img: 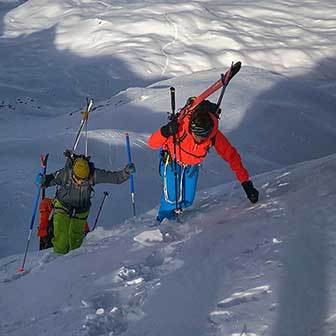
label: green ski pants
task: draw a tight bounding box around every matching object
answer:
[52,200,89,255]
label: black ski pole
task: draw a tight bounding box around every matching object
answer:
[215,62,234,115]
[41,154,49,200]
[170,87,181,215]
[91,191,109,231]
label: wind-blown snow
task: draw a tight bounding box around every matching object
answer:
[0,0,335,335]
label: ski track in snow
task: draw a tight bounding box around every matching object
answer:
[161,14,178,78]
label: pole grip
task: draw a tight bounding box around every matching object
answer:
[170,87,176,116]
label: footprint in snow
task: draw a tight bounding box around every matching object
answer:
[133,225,184,246]
[209,286,271,325]
[80,291,127,336]
[217,285,271,309]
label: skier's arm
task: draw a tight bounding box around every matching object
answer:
[93,166,132,185]
[147,128,168,149]
[214,131,249,183]
[42,169,65,188]
[147,119,179,149]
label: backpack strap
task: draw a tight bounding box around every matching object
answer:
[174,131,188,145]
[210,135,216,147]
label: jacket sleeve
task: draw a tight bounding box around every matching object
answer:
[214,131,249,183]
[93,168,130,185]
[147,128,168,149]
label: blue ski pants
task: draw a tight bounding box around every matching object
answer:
[157,154,200,222]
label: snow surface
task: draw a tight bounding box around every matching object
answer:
[0,0,336,335]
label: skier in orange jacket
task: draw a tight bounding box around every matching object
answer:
[147,100,259,223]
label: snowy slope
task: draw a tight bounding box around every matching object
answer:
[1,152,336,336]
[0,0,336,335]
[1,65,336,258]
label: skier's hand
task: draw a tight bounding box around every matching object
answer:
[160,119,179,138]
[63,149,74,158]
[242,180,259,203]
[124,163,136,176]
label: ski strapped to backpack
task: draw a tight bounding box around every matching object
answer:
[72,97,94,154]
[177,61,241,122]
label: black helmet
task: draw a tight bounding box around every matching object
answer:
[189,109,214,137]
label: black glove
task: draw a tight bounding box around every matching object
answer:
[36,174,53,188]
[160,119,179,138]
[124,163,136,175]
[63,149,74,158]
[242,180,259,203]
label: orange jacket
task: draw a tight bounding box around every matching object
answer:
[147,113,249,183]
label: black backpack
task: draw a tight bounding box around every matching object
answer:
[192,99,221,119]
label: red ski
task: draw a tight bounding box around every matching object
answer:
[178,61,241,120]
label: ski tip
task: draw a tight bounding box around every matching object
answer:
[234,61,242,69]
[230,61,242,78]
[16,268,25,273]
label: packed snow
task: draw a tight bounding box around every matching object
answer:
[0,0,336,335]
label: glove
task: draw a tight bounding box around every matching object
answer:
[63,149,74,158]
[160,119,179,138]
[124,163,136,175]
[40,174,54,188]
[36,174,49,187]
[242,180,259,203]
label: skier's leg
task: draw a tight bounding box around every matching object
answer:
[157,158,181,222]
[52,201,71,254]
[69,210,89,251]
[181,164,200,208]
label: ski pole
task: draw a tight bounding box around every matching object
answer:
[18,154,48,273]
[72,97,94,153]
[41,154,49,200]
[170,87,181,215]
[239,324,248,336]
[215,66,232,115]
[85,116,89,157]
[91,191,109,231]
[125,133,136,217]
